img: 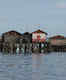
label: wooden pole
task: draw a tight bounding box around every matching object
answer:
[39,42,41,53]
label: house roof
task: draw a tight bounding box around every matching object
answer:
[49,35,65,39]
[2,30,22,36]
[23,32,32,35]
[32,29,48,35]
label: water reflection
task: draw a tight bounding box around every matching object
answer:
[0,53,32,80]
[0,52,66,80]
[32,52,66,80]
[32,54,42,80]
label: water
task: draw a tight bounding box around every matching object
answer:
[0,52,66,80]
[0,53,32,80]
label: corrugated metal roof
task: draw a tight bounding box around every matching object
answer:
[32,29,47,35]
[49,35,65,39]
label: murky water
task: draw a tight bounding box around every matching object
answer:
[0,53,32,80]
[0,52,66,80]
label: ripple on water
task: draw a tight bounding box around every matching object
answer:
[0,52,66,80]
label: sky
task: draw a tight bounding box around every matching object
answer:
[0,0,66,37]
